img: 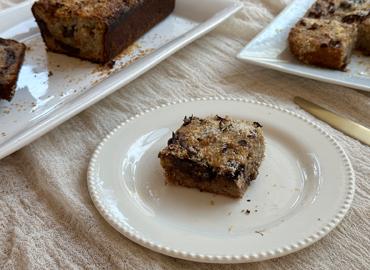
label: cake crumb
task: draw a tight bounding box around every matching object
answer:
[255,230,264,236]
[106,60,116,69]
[245,209,251,215]
[210,200,215,206]
[247,199,251,202]
[48,71,53,77]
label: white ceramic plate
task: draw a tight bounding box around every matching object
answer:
[0,0,241,160]
[237,0,370,92]
[88,97,355,263]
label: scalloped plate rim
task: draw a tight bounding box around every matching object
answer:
[87,97,355,263]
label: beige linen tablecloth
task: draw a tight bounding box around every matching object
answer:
[1,0,369,269]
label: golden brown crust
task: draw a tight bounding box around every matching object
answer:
[33,0,143,21]
[0,38,26,101]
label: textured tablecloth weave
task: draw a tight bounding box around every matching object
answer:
[1,0,369,269]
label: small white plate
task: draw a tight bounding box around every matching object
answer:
[0,0,241,159]
[88,97,355,263]
[237,0,370,92]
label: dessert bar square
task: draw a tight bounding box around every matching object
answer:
[158,116,265,198]
[289,18,357,70]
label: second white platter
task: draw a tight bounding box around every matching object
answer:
[237,0,370,92]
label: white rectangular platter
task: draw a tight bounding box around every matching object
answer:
[0,0,241,160]
[237,0,370,92]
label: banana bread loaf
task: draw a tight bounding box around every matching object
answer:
[32,0,175,63]
[158,116,265,198]
[0,38,26,101]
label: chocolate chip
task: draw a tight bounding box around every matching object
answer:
[247,132,256,139]
[216,115,226,121]
[329,39,341,48]
[299,19,307,26]
[340,1,352,9]
[227,160,239,169]
[183,115,194,126]
[106,60,115,69]
[307,3,323,18]
[342,14,359,23]
[320,43,329,48]
[205,164,217,179]
[235,165,245,177]
[342,11,369,24]
[253,122,262,128]
[226,160,245,178]
[167,132,177,145]
[328,2,336,13]
[307,23,319,30]
[62,25,76,38]
[238,139,248,146]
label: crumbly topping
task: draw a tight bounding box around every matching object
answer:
[159,116,264,178]
[289,0,370,69]
[34,0,144,19]
[292,18,356,53]
[306,0,370,20]
[306,0,341,18]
